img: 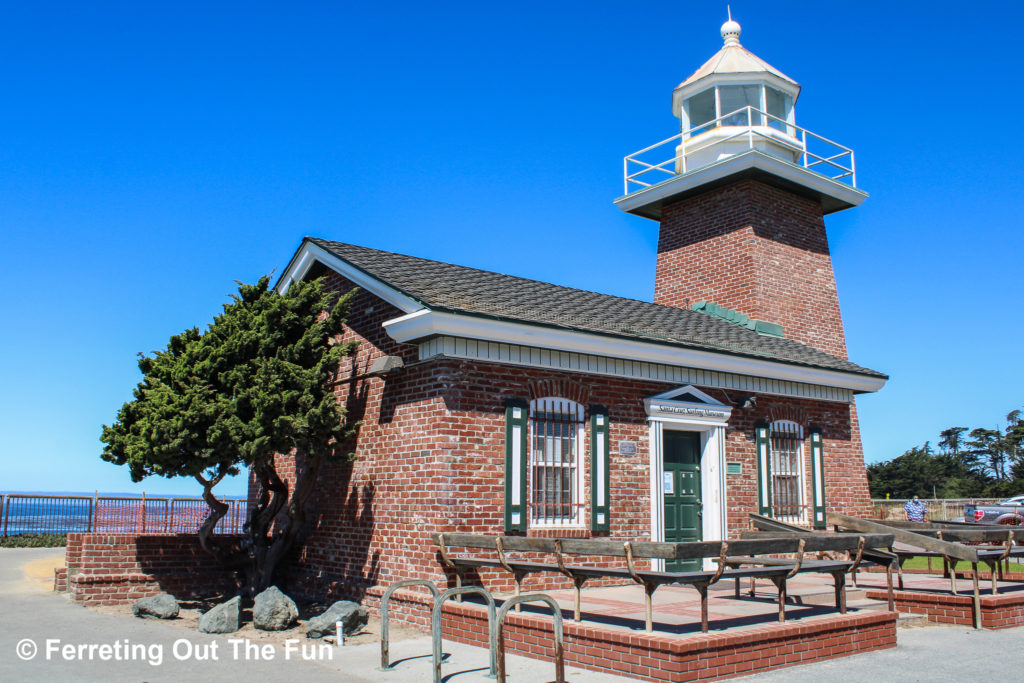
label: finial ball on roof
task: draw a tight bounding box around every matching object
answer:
[721,18,741,46]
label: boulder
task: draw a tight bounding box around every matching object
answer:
[132,593,179,620]
[305,600,368,639]
[198,596,241,634]
[253,586,298,631]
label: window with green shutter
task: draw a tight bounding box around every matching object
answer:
[754,422,772,516]
[504,398,529,531]
[809,428,826,528]
[590,406,610,531]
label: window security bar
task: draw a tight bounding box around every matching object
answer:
[529,399,584,527]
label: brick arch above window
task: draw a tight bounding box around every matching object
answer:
[528,378,590,406]
[768,404,807,426]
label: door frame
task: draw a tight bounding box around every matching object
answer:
[645,385,732,571]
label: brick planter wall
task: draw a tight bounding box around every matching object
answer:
[366,586,896,682]
[865,587,1024,629]
[62,533,238,605]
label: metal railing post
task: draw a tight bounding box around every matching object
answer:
[432,586,497,682]
[495,593,565,683]
[1,494,6,538]
[378,580,440,671]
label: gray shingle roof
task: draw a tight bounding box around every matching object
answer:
[309,238,886,380]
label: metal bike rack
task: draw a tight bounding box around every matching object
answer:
[432,586,497,682]
[378,579,440,671]
[494,593,565,683]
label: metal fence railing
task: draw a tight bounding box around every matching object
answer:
[0,493,247,537]
[623,105,856,194]
[871,498,1002,522]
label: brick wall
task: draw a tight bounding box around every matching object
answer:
[655,180,849,359]
[62,533,237,605]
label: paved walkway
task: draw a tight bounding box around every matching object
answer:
[2,549,1021,681]
[0,548,626,682]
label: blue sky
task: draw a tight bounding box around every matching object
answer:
[1,1,1021,496]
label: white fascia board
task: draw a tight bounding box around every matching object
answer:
[276,241,423,314]
[384,309,887,393]
[614,150,868,214]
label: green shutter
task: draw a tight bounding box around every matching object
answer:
[590,406,610,532]
[809,428,826,528]
[755,422,772,516]
[504,398,529,532]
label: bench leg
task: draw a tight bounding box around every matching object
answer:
[573,576,586,622]
[989,561,998,595]
[885,563,895,612]
[455,572,462,602]
[514,571,524,612]
[734,576,740,599]
[771,577,786,622]
[972,563,981,629]
[748,577,756,598]
[833,571,846,614]
[644,582,656,633]
[696,582,709,633]
[897,558,905,590]
[948,559,958,596]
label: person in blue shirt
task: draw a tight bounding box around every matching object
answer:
[904,495,927,522]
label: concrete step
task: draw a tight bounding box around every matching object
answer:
[896,612,932,628]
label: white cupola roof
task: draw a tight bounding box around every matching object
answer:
[672,16,800,114]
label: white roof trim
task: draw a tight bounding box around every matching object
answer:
[277,241,423,314]
[650,385,726,406]
[384,309,886,394]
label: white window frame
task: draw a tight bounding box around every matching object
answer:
[528,397,585,528]
[769,420,807,524]
[682,83,796,137]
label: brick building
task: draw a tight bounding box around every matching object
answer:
[270,19,886,599]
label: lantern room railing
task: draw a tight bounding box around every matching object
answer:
[623,105,856,194]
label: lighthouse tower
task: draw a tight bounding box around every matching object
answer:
[616,17,865,360]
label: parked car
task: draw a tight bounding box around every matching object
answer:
[962,496,1024,525]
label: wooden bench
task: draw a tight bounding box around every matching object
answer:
[830,512,1024,628]
[433,532,893,633]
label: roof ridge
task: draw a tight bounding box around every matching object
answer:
[309,236,704,315]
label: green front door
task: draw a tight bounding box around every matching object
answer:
[663,431,702,571]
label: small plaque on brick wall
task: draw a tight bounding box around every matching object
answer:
[619,440,637,456]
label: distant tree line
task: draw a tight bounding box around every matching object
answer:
[867,408,1024,499]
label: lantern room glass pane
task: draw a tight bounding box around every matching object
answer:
[720,85,762,126]
[684,89,716,135]
[766,87,793,133]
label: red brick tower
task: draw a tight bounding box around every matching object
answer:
[615,17,866,359]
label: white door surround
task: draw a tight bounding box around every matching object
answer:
[645,385,733,570]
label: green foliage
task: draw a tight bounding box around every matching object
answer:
[100,276,358,484]
[0,534,66,548]
[99,276,359,592]
[869,404,1024,499]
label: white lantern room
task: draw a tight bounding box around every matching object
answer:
[671,17,801,171]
